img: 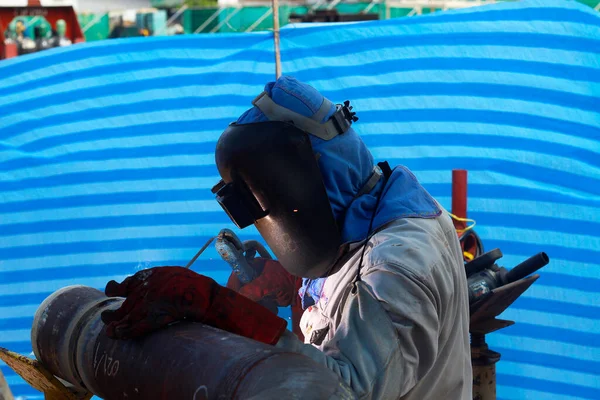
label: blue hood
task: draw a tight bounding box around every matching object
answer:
[236,76,441,246]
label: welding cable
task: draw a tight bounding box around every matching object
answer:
[449,213,476,234]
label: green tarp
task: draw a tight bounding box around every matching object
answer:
[78,13,111,41]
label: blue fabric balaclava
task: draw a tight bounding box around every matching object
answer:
[236,76,441,307]
[237,76,377,241]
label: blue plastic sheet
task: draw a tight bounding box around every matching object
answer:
[1,0,599,398]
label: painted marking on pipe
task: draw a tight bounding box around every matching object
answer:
[93,343,120,378]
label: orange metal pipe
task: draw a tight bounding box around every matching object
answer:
[452,169,468,232]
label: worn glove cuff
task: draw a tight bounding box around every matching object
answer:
[202,286,288,345]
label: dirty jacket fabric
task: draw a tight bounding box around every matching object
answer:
[274,203,472,400]
[236,76,472,399]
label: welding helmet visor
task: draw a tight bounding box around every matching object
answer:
[212,121,344,278]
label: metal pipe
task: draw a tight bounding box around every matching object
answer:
[32,285,355,400]
[165,5,189,29]
[505,252,549,284]
[272,0,282,79]
[471,333,500,400]
[153,4,189,36]
[210,7,242,33]
[310,0,326,11]
[327,0,343,10]
[194,9,224,34]
[362,0,380,14]
[245,8,273,33]
[451,169,468,231]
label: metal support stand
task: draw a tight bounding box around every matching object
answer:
[452,169,547,400]
[471,333,500,400]
[467,274,540,400]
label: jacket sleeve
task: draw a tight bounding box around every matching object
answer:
[274,263,441,400]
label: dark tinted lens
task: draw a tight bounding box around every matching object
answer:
[215,182,268,229]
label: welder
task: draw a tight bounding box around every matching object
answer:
[101,76,472,399]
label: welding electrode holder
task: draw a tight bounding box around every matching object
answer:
[214,228,280,315]
[215,228,272,285]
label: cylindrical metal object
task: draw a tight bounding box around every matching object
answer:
[32,285,356,400]
[467,269,502,304]
[505,252,549,284]
[472,363,497,400]
[451,169,468,231]
[272,0,282,79]
[464,248,503,278]
[471,334,500,400]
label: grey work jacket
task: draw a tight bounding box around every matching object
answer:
[275,206,472,400]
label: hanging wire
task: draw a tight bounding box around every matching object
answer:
[449,212,476,234]
[449,213,479,262]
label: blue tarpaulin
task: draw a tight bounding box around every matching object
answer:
[1,0,599,398]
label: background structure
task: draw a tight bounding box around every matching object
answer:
[0,0,599,398]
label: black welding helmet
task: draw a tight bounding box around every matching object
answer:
[212,119,349,278]
[213,84,355,278]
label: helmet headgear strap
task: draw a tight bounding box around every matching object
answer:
[252,91,358,141]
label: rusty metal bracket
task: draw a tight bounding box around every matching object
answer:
[470,274,540,331]
[468,275,542,400]
[0,347,92,400]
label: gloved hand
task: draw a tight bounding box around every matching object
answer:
[101,266,287,345]
[226,258,300,307]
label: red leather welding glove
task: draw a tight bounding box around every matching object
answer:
[226,258,300,307]
[100,266,287,345]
